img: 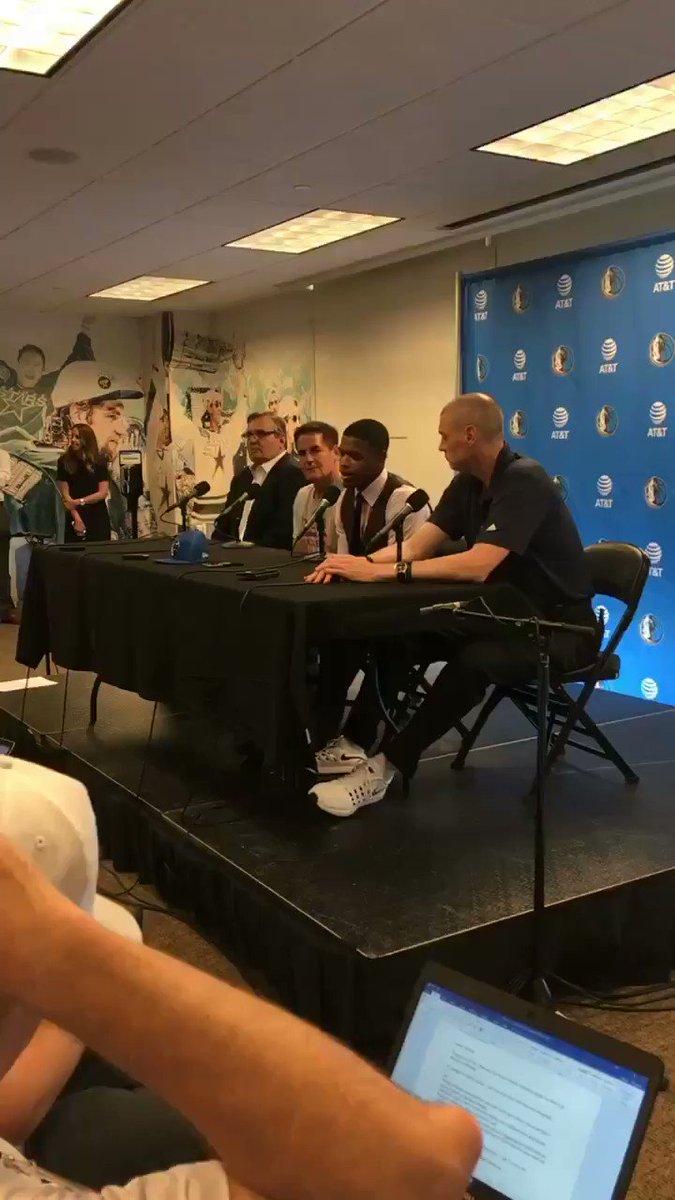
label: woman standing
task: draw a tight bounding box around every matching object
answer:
[56,423,111,543]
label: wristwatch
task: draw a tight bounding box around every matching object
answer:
[395,560,412,584]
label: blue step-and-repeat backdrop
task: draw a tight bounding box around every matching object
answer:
[461,232,675,706]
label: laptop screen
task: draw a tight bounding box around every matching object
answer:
[391,981,650,1200]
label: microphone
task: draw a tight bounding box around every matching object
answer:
[162,480,210,516]
[364,488,429,553]
[292,485,341,547]
[420,600,475,615]
[216,482,262,521]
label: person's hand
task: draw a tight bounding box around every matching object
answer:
[63,499,79,512]
[72,512,86,538]
[305,561,334,585]
[309,554,385,583]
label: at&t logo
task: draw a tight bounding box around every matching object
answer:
[641,677,659,701]
[595,604,611,642]
[556,274,573,309]
[645,476,667,509]
[551,407,569,440]
[645,541,663,578]
[476,354,490,383]
[596,405,618,436]
[474,288,488,322]
[512,349,527,381]
[599,337,618,374]
[639,613,664,646]
[654,253,675,293]
[648,401,668,438]
[509,411,528,438]
[596,474,613,509]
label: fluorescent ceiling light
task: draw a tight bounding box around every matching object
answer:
[226,209,401,253]
[477,73,675,165]
[0,1,128,76]
[89,276,209,301]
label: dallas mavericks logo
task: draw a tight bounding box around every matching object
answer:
[509,411,528,437]
[645,476,667,508]
[596,405,618,436]
[641,678,659,701]
[553,474,568,499]
[601,265,625,298]
[654,254,675,292]
[639,614,664,646]
[557,274,573,297]
[476,354,490,383]
[596,475,613,508]
[474,289,488,321]
[552,345,574,375]
[649,332,675,366]
[512,284,530,313]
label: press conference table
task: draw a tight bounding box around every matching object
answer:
[16,538,524,769]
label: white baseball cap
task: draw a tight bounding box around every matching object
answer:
[51,361,143,412]
[0,757,140,940]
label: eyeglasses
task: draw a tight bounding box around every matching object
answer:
[244,429,279,441]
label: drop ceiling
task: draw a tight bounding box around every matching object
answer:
[2,0,675,314]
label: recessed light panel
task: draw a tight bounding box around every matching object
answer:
[477,73,675,165]
[226,209,401,253]
[89,277,209,301]
[0,1,127,76]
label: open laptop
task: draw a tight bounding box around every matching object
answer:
[389,964,664,1200]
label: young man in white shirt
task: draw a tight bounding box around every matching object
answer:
[292,422,341,557]
[332,420,428,555]
[0,759,481,1200]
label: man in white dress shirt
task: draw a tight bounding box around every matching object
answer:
[212,412,303,550]
[332,420,428,555]
[292,422,341,556]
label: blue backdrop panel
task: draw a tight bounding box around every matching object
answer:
[462,233,675,705]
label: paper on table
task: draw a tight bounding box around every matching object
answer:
[0,677,57,692]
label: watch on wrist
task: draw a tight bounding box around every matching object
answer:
[395,560,412,583]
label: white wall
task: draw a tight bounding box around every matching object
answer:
[210,185,675,504]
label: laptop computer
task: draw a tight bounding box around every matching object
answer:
[389,964,664,1200]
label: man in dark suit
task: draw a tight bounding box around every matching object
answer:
[212,410,304,549]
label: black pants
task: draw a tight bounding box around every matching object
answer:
[0,501,12,617]
[381,616,601,779]
[25,1053,208,1189]
[315,638,419,752]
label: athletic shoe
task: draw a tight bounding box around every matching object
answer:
[314,735,367,776]
[311,754,395,817]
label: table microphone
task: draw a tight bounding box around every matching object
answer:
[215,482,262,520]
[364,488,429,554]
[162,480,210,516]
[292,484,341,548]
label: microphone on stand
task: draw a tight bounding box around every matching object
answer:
[292,485,341,550]
[215,482,262,522]
[364,489,429,554]
[161,480,210,517]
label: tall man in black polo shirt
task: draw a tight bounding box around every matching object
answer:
[310,393,600,818]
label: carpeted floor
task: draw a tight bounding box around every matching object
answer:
[1,626,673,1198]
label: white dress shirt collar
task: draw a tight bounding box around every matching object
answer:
[251,449,286,484]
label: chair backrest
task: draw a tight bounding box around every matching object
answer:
[585,541,649,660]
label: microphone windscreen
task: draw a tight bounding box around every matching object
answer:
[194,480,211,498]
[407,488,429,513]
[323,484,341,507]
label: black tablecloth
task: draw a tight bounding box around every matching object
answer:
[17,540,529,766]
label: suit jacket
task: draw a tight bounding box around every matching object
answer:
[212,453,305,549]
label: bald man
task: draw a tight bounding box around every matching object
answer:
[309,394,599,818]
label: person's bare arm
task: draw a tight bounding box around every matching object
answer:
[371,520,447,563]
[0,1021,82,1145]
[0,837,481,1200]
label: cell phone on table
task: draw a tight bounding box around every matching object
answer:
[237,568,280,581]
[202,561,241,569]
[123,552,149,560]
[0,739,15,755]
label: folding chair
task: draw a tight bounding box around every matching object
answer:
[451,542,649,784]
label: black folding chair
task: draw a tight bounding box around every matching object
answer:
[451,542,649,784]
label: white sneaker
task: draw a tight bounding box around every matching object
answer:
[315,735,367,776]
[311,754,395,817]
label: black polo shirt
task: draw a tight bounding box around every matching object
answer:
[430,445,592,617]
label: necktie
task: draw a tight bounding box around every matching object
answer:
[349,491,364,556]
